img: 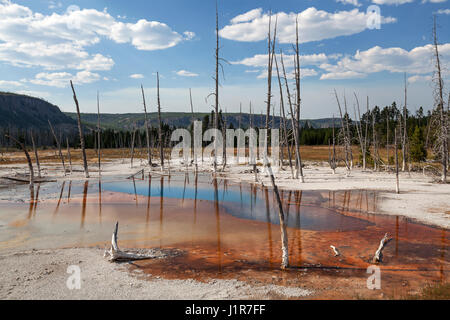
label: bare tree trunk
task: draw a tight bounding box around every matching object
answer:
[213,1,219,173]
[432,16,448,183]
[365,96,369,169]
[343,95,353,169]
[353,93,366,170]
[222,109,227,170]
[157,72,164,171]
[70,80,89,178]
[30,129,41,178]
[274,54,294,178]
[48,120,66,176]
[238,102,242,165]
[97,91,101,176]
[280,51,303,182]
[6,134,33,187]
[141,85,152,167]
[250,102,257,182]
[395,127,400,194]
[448,93,450,172]
[266,159,289,269]
[386,111,390,171]
[190,88,197,172]
[334,89,351,172]
[66,138,72,174]
[293,15,304,182]
[402,73,408,172]
[130,124,136,168]
[265,14,277,159]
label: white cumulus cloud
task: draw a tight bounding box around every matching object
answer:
[336,0,362,6]
[29,71,101,88]
[176,70,199,77]
[219,7,396,43]
[372,0,414,5]
[130,74,144,79]
[319,43,450,80]
[0,0,194,86]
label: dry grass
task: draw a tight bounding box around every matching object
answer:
[0,145,440,171]
[404,282,450,300]
[0,148,164,165]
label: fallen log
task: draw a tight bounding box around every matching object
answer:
[372,233,391,263]
[104,222,161,262]
[2,176,56,183]
[149,171,170,177]
[126,169,145,180]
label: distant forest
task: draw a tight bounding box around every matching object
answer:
[0,100,443,164]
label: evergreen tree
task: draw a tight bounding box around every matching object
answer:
[410,125,427,162]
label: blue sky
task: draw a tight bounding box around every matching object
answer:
[0,0,449,118]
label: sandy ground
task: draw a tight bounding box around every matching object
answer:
[0,247,311,300]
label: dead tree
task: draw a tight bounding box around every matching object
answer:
[141,85,152,167]
[250,102,257,182]
[334,89,351,172]
[386,111,390,170]
[448,93,450,171]
[70,80,89,178]
[213,0,220,173]
[281,51,303,181]
[66,138,73,174]
[237,102,242,165]
[353,93,367,170]
[156,72,164,171]
[293,15,305,180]
[130,123,136,168]
[265,158,289,269]
[274,53,294,178]
[6,134,33,188]
[394,126,400,194]
[402,73,408,172]
[343,95,353,169]
[265,13,277,159]
[97,91,101,176]
[48,120,66,176]
[104,222,158,262]
[221,109,227,170]
[30,129,41,178]
[432,16,448,183]
[365,97,370,169]
[190,88,198,171]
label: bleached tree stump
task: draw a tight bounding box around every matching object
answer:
[330,245,340,257]
[104,222,158,262]
[372,233,391,264]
